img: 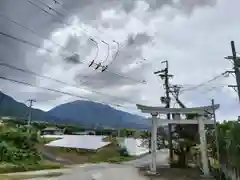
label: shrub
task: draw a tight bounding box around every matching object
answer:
[118,147,129,157]
[0,125,41,164]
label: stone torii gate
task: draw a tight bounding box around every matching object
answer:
[136,104,220,177]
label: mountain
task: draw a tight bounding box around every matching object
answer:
[0,92,150,129]
[48,100,150,129]
[0,92,57,123]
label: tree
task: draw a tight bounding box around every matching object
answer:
[171,113,199,168]
[0,125,41,164]
[214,121,240,167]
[140,127,167,152]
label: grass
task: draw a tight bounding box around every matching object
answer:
[102,136,117,142]
[0,138,64,174]
[0,161,63,174]
[40,137,62,144]
[0,175,14,180]
[88,143,136,163]
[0,172,64,180]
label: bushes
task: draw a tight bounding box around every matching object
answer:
[118,147,129,157]
[0,125,42,165]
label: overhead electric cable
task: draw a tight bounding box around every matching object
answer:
[0,61,138,104]
[180,71,228,93]
[0,12,99,65]
[44,0,118,44]
[0,30,145,84]
[0,75,137,109]
[102,40,120,72]
[27,0,145,83]
[100,40,110,64]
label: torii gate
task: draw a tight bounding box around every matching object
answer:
[136,104,220,177]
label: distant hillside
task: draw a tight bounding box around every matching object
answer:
[0,92,150,129]
[48,100,150,129]
[0,91,57,123]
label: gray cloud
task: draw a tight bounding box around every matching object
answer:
[126,33,152,47]
[145,0,217,12]
[1,0,240,123]
[57,0,217,23]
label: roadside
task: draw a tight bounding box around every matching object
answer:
[1,149,207,180]
[0,149,167,180]
[123,149,169,167]
[0,167,72,180]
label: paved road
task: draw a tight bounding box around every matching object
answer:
[123,149,169,167]
[27,149,169,180]
[27,164,149,180]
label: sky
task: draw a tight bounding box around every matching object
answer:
[0,0,240,121]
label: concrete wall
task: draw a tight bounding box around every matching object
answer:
[117,138,149,156]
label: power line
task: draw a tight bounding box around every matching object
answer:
[31,0,104,42]
[27,0,110,61]
[0,30,145,84]
[0,31,85,67]
[0,11,99,65]
[0,27,142,105]
[0,75,134,109]
[180,71,228,93]
[0,11,99,83]
[42,0,116,44]
[179,84,227,95]
[101,41,121,71]
[0,61,138,104]
[100,40,110,64]
[180,83,228,87]
[0,31,53,53]
[89,40,110,71]
[33,0,65,18]
[193,86,225,95]
[26,0,145,83]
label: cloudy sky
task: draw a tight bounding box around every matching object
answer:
[0,0,240,121]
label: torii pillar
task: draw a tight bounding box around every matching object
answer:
[136,104,220,177]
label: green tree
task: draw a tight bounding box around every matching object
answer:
[0,125,41,164]
[171,113,199,168]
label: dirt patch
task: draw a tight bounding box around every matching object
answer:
[139,167,202,180]
[38,143,136,164]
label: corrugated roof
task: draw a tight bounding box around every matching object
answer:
[45,135,111,150]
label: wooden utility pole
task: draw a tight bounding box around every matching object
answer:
[211,99,221,179]
[226,41,240,101]
[27,99,36,128]
[154,60,174,164]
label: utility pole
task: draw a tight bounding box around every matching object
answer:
[27,99,36,128]
[225,41,240,101]
[211,99,221,179]
[154,60,174,164]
